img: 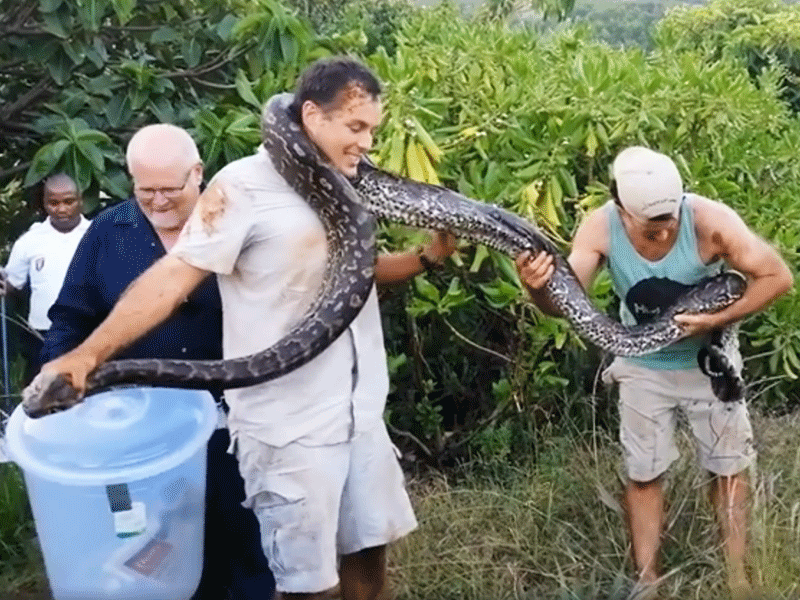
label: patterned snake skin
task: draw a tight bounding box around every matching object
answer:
[20,93,746,418]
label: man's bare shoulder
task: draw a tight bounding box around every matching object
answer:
[687,193,743,233]
[573,202,611,255]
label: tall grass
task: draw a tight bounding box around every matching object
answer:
[1,353,47,595]
[0,463,45,594]
[3,396,800,598]
[389,410,800,600]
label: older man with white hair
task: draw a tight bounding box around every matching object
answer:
[42,124,275,600]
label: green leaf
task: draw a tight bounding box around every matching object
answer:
[41,12,70,38]
[491,251,522,289]
[47,49,74,85]
[61,40,86,67]
[182,38,202,68]
[76,140,105,172]
[151,27,180,45]
[217,15,239,41]
[235,69,262,110]
[67,147,95,192]
[77,0,106,32]
[101,170,131,200]
[477,280,520,309]
[24,140,71,187]
[105,93,133,128]
[279,31,297,65]
[148,97,177,123]
[39,0,64,13]
[110,0,135,25]
[469,244,490,273]
[414,275,441,303]
[75,129,112,145]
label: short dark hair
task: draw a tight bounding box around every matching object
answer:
[288,57,381,122]
[30,172,79,213]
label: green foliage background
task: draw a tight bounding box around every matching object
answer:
[1,0,799,465]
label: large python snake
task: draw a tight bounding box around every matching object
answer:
[20,93,746,418]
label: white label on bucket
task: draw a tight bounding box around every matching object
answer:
[113,501,146,538]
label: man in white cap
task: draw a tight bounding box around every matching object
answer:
[516,146,792,595]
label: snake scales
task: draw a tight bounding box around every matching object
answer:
[21,94,746,418]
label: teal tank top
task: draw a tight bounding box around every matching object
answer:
[606,196,723,369]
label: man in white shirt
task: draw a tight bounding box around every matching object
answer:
[1,173,90,383]
[38,58,456,600]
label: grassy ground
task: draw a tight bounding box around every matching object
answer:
[388,410,800,600]
[3,409,800,599]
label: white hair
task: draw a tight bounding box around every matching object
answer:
[126,123,201,171]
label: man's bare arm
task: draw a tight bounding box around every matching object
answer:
[674,198,793,335]
[518,208,608,316]
[39,254,210,393]
[375,231,456,285]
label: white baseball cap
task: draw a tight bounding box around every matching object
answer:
[612,146,682,220]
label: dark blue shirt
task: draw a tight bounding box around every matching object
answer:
[41,199,223,364]
[41,200,273,599]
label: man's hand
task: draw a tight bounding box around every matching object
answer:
[673,312,724,338]
[38,348,101,397]
[420,231,457,265]
[516,251,555,291]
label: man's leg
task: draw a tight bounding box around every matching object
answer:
[681,361,754,597]
[710,471,750,594]
[606,359,679,587]
[336,423,416,600]
[339,545,387,600]
[275,545,386,600]
[624,476,664,584]
[236,436,349,600]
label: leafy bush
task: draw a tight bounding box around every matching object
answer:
[1,0,799,461]
[366,3,800,459]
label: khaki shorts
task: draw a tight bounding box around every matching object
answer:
[602,358,755,482]
[233,421,418,594]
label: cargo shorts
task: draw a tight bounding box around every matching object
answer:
[233,421,418,594]
[602,358,755,482]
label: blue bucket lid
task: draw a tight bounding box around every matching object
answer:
[6,387,217,486]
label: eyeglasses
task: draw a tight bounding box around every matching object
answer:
[134,166,196,201]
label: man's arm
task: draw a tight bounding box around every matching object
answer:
[374,231,456,285]
[1,233,31,299]
[674,197,793,335]
[40,254,210,393]
[517,208,608,316]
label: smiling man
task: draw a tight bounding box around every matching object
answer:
[37,58,457,600]
[0,173,90,383]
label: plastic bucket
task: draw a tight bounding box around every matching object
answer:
[6,387,218,600]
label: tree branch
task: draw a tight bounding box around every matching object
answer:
[0,77,52,121]
[0,120,40,134]
[0,161,33,183]
[162,45,252,79]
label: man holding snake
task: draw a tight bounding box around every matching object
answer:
[36,58,456,600]
[517,146,792,596]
